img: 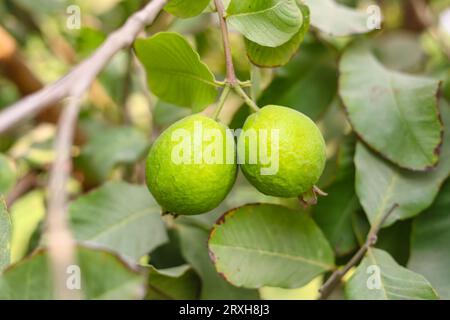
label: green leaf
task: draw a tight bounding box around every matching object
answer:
[134,32,217,111]
[245,3,310,67]
[227,0,303,47]
[9,190,46,263]
[409,180,450,299]
[0,246,146,300]
[76,126,149,183]
[70,182,168,261]
[313,177,359,256]
[177,223,259,300]
[0,198,11,272]
[304,0,376,37]
[257,40,338,120]
[146,265,201,300]
[340,44,442,170]
[0,154,16,195]
[208,204,334,289]
[346,248,438,300]
[165,0,211,18]
[355,101,450,227]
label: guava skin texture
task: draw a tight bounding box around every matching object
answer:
[146,114,237,215]
[238,105,326,198]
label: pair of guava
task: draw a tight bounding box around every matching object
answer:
[146,105,326,215]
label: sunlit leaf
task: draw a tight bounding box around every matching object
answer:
[245,3,310,67]
[10,190,46,263]
[227,0,303,47]
[134,32,218,111]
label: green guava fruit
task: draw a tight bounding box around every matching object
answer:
[237,105,326,198]
[146,114,237,215]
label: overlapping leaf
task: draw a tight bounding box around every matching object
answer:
[208,204,334,288]
[340,44,442,170]
[355,100,450,227]
[70,182,168,261]
[227,0,303,47]
[134,32,217,111]
[346,248,438,300]
[177,223,259,299]
[147,265,201,300]
[0,246,146,299]
[245,3,310,67]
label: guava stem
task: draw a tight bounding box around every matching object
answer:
[214,0,237,85]
[233,85,260,112]
[213,85,232,120]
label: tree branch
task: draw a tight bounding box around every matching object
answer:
[46,97,83,300]
[318,204,399,300]
[0,0,168,134]
[28,0,168,300]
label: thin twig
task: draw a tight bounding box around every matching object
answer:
[46,97,83,300]
[0,0,168,134]
[214,0,237,85]
[318,204,399,300]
